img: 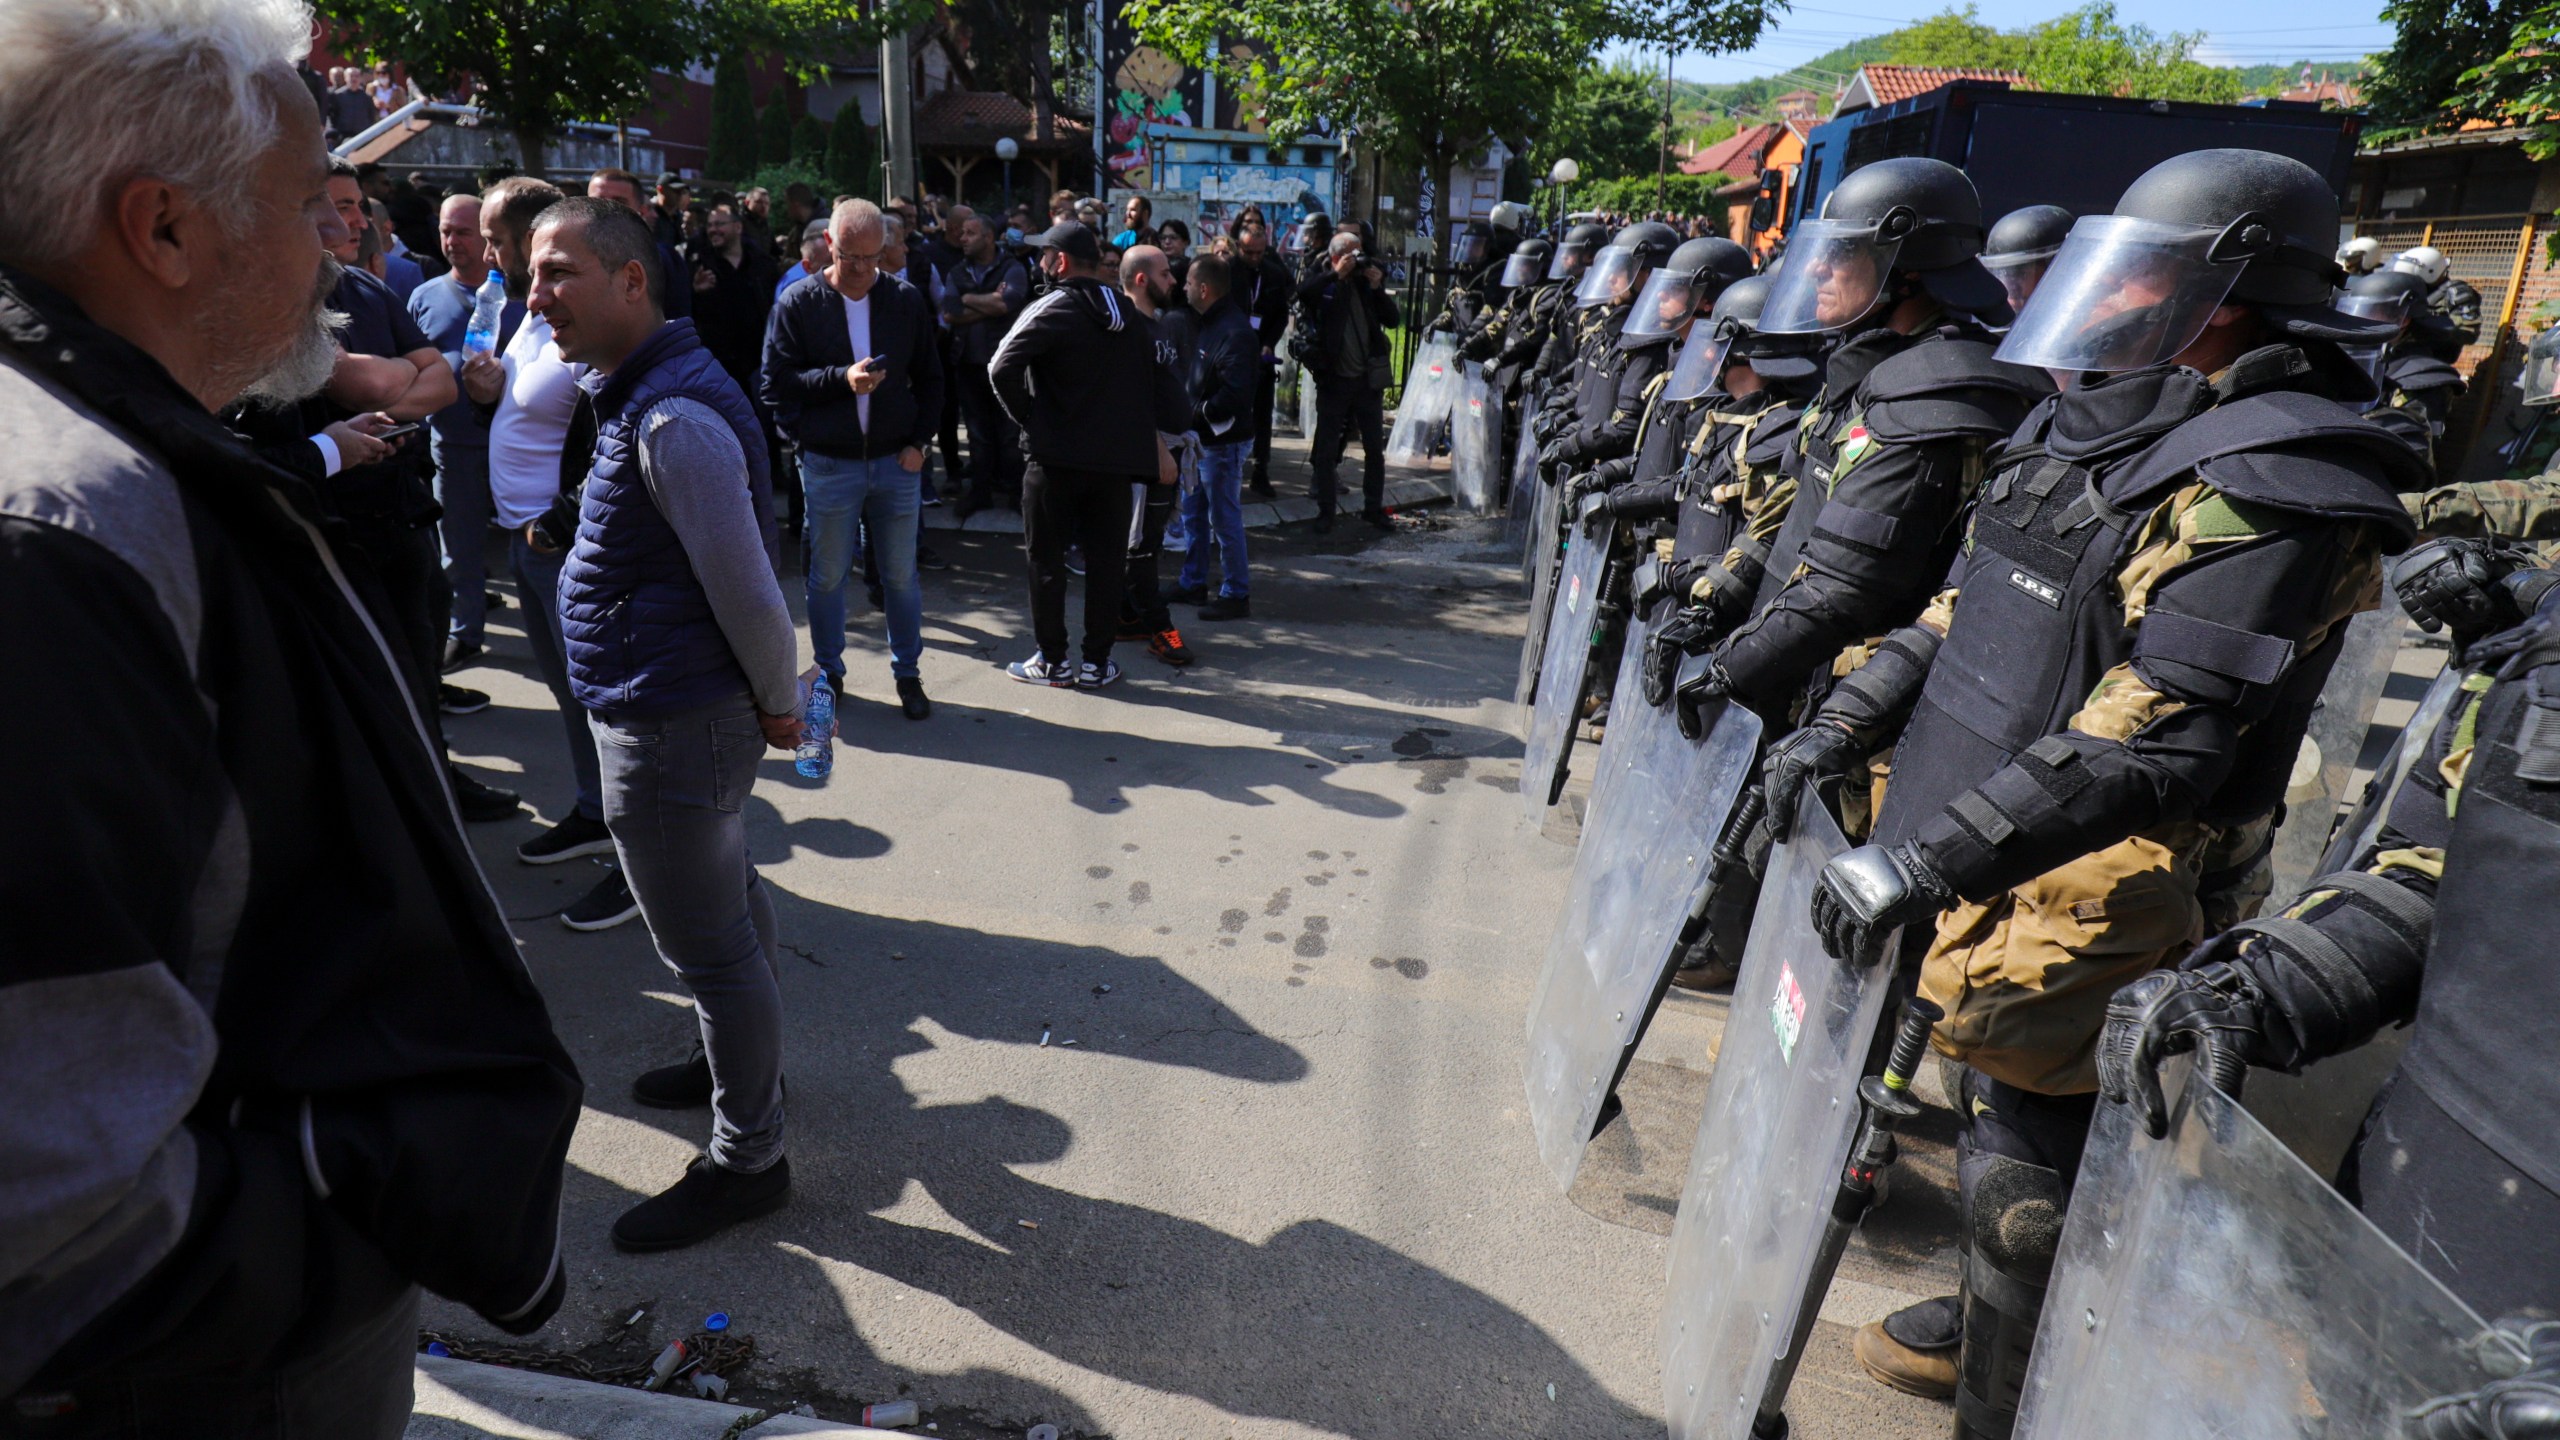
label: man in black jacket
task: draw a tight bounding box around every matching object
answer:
[761,199,945,720]
[944,212,1031,516]
[990,222,1191,687]
[1233,223,1295,495]
[0,11,578,1432]
[1169,252,1263,620]
[1298,231,1403,531]
[1118,246,1198,663]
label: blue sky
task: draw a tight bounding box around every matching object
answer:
[1635,0,2394,89]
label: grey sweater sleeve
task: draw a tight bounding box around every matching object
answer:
[636,398,801,717]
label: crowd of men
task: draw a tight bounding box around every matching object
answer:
[1493,120,2560,1433]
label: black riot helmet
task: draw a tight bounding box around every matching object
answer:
[1453,219,1494,269]
[1546,222,1610,281]
[1983,204,2073,312]
[1997,148,2380,375]
[1757,157,2002,334]
[2338,267,2430,325]
[1577,221,1680,310]
[1623,236,1756,345]
[1663,273,1772,400]
[1500,237,1554,288]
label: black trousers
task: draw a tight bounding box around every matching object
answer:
[1311,377,1387,516]
[934,331,965,486]
[1023,462,1137,665]
[348,515,449,753]
[957,365,1024,503]
[1123,479,1176,632]
[1250,360,1277,479]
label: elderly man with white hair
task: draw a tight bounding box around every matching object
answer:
[0,1,581,1431]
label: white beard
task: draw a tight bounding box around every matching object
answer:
[224,255,352,407]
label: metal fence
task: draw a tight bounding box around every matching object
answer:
[2350,212,2552,456]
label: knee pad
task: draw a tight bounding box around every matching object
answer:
[1955,1152,2066,1440]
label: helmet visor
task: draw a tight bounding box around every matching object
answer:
[2521,327,2560,409]
[1756,217,1901,334]
[1454,231,1488,267]
[1994,215,2246,374]
[2335,289,2413,325]
[1547,244,1590,281]
[1982,247,2060,314]
[1500,250,1544,287]
[1663,320,1738,402]
[1575,246,1644,308]
[1622,269,1703,341]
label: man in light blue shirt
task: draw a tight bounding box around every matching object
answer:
[775,219,830,300]
[407,192,517,668]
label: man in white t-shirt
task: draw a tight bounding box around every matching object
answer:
[469,176,637,931]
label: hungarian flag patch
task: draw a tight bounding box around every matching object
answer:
[1838,424,1876,466]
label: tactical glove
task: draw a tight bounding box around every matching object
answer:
[1761,721,1860,836]
[1810,842,1955,967]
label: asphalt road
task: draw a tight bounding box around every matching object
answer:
[425,503,1962,1439]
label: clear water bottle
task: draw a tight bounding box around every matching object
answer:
[795,674,835,780]
[462,271,507,354]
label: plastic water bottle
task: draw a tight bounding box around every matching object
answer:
[461,271,507,354]
[795,674,835,780]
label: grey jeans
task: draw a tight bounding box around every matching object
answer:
[592,694,785,1172]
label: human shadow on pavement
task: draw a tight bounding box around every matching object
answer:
[834,696,1411,820]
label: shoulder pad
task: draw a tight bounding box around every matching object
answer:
[2385,351,2464,394]
[1859,338,2054,444]
[2103,390,2425,545]
[1743,402,1808,467]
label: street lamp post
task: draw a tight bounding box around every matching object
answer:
[994,136,1019,213]
[1548,157,1578,230]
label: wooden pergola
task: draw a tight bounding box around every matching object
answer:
[913,88,1093,206]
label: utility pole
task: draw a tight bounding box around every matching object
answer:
[1656,47,1673,211]
[883,29,916,202]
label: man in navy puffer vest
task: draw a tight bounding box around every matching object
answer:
[534,198,806,1251]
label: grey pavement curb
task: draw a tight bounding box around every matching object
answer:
[409,1355,903,1439]
[921,472,1457,535]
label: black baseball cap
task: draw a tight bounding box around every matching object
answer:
[1030,220,1101,264]
[656,171,687,189]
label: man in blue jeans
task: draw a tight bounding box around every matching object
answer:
[1173,253,1261,619]
[763,198,945,719]
[534,198,805,1251]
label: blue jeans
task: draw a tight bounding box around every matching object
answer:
[592,694,786,1173]
[802,451,923,681]
[1178,438,1252,600]
[509,530,603,821]
[434,441,493,646]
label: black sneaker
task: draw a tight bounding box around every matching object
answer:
[485,589,509,611]
[896,675,932,720]
[450,766,521,822]
[1064,546,1086,577]
[632,1043,712,1109]
[1167,583,1209,606]
[1075,658,1123,689]
[1312,512,1335,535]
[1361,508,1396,531]
[915,543,951,571]
[1248,472,1275,498]
[441,637,483,674]
[439,682,489,715]
[611,1153,791,1253]
[517,811,615,865]
[1199,595,1252,621]
[561,866,641,931]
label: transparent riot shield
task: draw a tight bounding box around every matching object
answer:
[2269,596,2412,900]
[1520,501,1617,820]
[1523,680,1763,1189]
[2241,662,2460,1176]
[2016,1076,2520,1440]
[1449,363,1502,514]
[1515,476,1565,709]
[1386,333,1462,465]
[1506,406,1541,524]
[1662,797,1897,1440]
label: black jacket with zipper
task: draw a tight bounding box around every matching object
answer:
[759,270,944,461]
[989,276,1190,476]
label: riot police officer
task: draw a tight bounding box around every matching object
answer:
[2337,266,2467,472]
[2391,244,2485,358]
[1518,223,1612,405]
[1780,149,2428,1432]
[1672,156,2049,743]
[1537,221,1683,478]
[1981,204,2072,316]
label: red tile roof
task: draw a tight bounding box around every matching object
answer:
[1682,121,1783,177]
[1853,64,2029,106]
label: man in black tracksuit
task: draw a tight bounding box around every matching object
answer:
[1233,225,1296,496]
[990,222,1190,686]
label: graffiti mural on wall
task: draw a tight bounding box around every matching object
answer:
[1103,3,1201,191]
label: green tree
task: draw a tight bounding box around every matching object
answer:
[1886,3,2240,104]
[758,95,796,166]
[823,102,878,200]
[325,0,931,177]
[791,113,829,165]
[2362,0,2534,139]
[1128,0,1780,262]
[2448,0,2559,160]
[1543,61,1666,182]
[707,55,759,181]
